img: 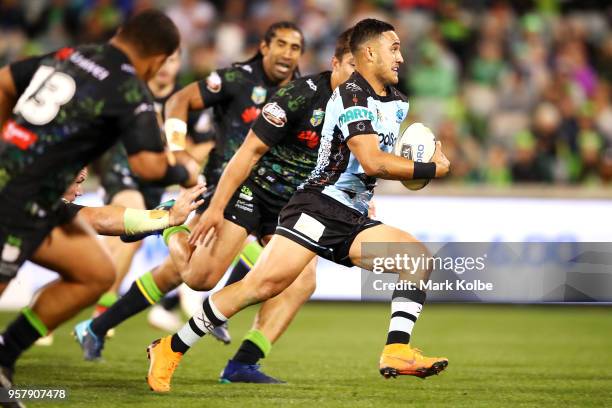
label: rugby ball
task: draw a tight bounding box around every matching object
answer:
[394,122,436,190]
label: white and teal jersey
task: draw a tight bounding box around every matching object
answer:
[302,71,409,213]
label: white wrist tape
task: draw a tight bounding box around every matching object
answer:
[164,118,187,151]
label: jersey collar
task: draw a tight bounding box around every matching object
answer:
[351,71,396,102]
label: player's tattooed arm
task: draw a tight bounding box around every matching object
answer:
[348,134,449,180]
[375,164,391,178]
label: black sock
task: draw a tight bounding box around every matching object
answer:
[170,333,190,353]
[0,314,42,368]
[386,288,426,345]
[90,280,154,337]
[160,294,180,311]
[224,259,251,287]
[232,340,264,365]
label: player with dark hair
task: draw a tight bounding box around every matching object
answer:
[145,28,357,389]
[146,19,451,391]
[92,48,214,328]
[0,9,198,389]
[74,21,304,362]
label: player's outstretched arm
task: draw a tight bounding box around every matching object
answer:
[347,135,450,180]
[80,183,205,235]
[188,130,270,246]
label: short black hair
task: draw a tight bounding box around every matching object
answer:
[264,21,305,53]
[334,27,354,59]
[116,9,179,57]
[349,19,395,54]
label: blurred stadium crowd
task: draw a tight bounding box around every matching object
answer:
[2,0,612,185]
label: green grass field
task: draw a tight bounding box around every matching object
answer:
[1,303,611,407]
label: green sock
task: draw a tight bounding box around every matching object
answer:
[243,329,272,357]
[22,307,49,337]
[97,292,118,308]
[135,270,164,304]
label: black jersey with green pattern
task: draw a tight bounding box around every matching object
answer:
[197,57,287,186]
[249,71,332,203]
[0,44,163,223]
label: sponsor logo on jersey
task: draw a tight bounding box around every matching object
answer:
[55,47,74,61]
[309,109,324,127]
[69,51,109,80]
[206,71,222,93]
[1,235,21,263]
[378,131,396,147]
[241,106,261,123]
[239,185,253,201]
[121,64,135,74]
[261,102,287,127]
[339,106,375,127]
[134,102,154,115]
[345,82,362,92]
[396,108,404,123]
[1,120,38,150]
[297,130,320,148]
[251,86,267,104]
[306,79,317,91]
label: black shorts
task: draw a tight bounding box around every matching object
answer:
[0,202,83,282]
[222,181,284,242]
[276,188,381,267]
[0,216,52,282]
[101,166,164,210]
[98,147,164,210]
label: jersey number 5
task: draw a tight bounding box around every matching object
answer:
[13,65,76,126]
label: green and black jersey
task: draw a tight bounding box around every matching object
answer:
[249,71,332,204]
[0,44,163,225]
[197,58,288,187]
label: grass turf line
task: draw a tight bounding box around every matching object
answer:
[0,303,611,407]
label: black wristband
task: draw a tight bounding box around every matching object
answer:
[413,162,436,179]
[151,164,189,187]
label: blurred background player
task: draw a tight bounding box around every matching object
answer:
[0,9,199,390]
[93,49,215,332]
[33,169,204,346]
[74,21,303,360]
[146,18,451,392]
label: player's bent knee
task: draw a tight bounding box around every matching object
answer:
[87,264,115,294]
[181,260,225,291]
[182,270,217,291]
